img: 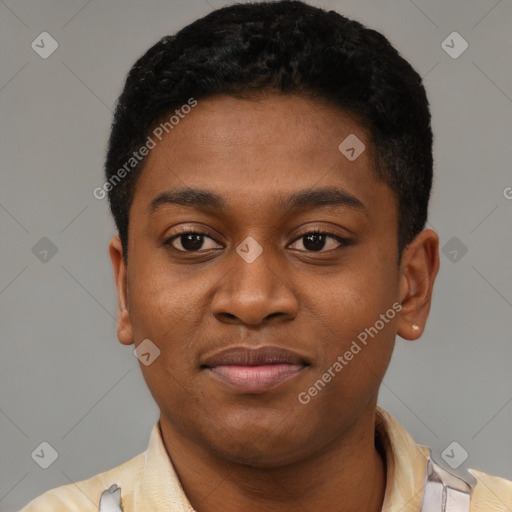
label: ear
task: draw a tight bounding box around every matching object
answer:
[109,236,134,345]
[396,229,440,341]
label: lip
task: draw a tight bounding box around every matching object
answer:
[201,346,309,393]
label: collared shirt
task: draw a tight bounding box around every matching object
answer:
[21,407,512,511]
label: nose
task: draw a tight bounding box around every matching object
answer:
[211,247,299,326]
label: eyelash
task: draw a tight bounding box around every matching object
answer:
[293,229,351,251]
[164,229,219,252]
[163,228,351,253]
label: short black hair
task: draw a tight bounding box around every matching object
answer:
[105,0,433,263]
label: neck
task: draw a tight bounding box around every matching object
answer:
[160,403,387,512]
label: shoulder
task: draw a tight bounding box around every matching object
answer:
[19,451,145,512]
[469,467,512,511]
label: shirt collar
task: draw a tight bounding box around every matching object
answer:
[134,421,195,511]
[376,406,430,512]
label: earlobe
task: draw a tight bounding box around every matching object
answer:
[109,236,134,346]
[396,229,440,341]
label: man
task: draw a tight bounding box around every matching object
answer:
[22,1,512,511]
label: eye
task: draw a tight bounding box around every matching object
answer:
[288,230,350,252]
[165,231,222,252]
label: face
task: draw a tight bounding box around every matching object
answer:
[110,94,438,467]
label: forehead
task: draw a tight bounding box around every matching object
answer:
[131,94,393,216]
[146,94,368,165]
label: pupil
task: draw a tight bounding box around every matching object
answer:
[181,233,204,251]
[303,233,326,251]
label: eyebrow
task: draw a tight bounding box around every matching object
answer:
[280,186,366,212]
[149,188,225,213]
[148,186,366,214]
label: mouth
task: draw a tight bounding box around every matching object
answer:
[201,346,310,393]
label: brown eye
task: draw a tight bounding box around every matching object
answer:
[289,231,349,252]
[166,232,222,252]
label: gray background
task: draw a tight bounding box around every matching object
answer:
[1,0,511,510]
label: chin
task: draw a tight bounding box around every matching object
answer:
[202,427,314,469]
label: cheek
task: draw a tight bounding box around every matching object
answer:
[126,262,220,380]
[300,254,398,372]
[127,256,201,336]
[308,257,398,328]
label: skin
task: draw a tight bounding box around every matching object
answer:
[109,94,439,512]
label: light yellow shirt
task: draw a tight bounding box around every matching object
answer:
[21,407,512,511]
